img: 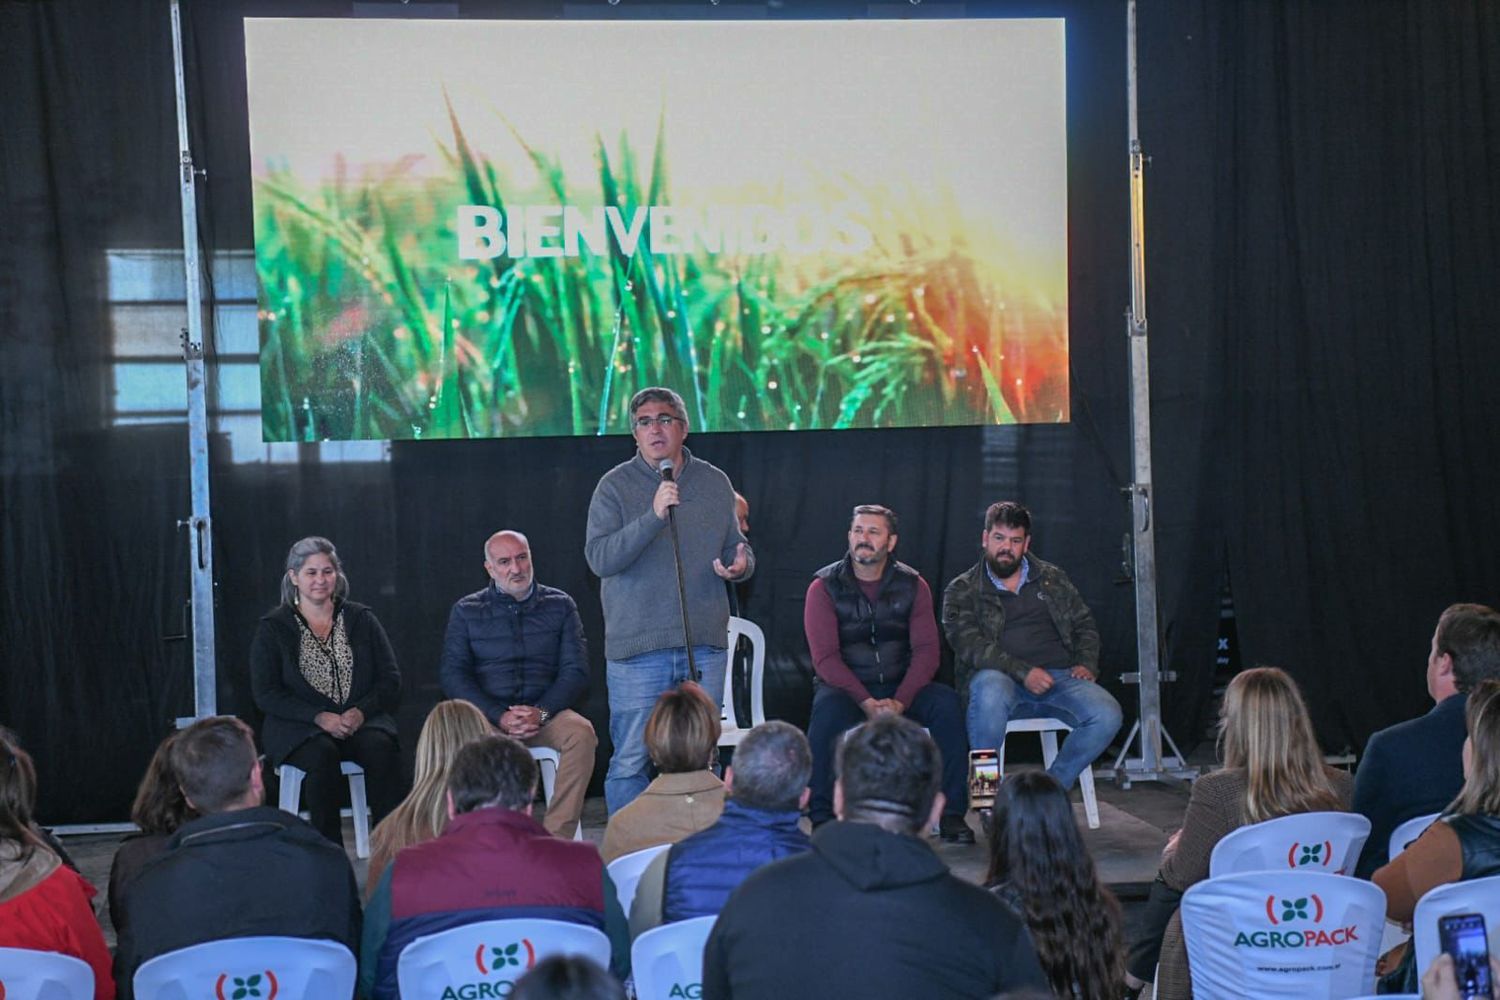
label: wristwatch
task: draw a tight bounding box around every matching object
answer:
[537,708,551,726]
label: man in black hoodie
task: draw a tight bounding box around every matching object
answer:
[702,716,1046,1000]
[115,716,361,999]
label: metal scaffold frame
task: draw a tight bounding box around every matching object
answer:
[1111,0,1198,787]
[172,0,218,728]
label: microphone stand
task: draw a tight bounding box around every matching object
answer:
[660,463,699,682]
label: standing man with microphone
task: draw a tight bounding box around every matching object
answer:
[587,387,753,814]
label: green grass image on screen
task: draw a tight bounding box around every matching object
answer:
[252,100,1068,442]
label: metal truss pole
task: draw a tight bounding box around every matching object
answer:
[1112,0,1197,787]
[52,0,215,835]
[171,0,217,723]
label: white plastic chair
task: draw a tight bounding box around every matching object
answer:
[1378,813,1446,955]
[997,718,1100,829]
[1209,811,1371,878]
[397,918,611,997]
[277,760,371,858]
[1180,869,1386,998]
[529,747,584,841]
[0,947,94,1000]
[631,915,716,1000]
[1388,812,1442,862]
[1411,873,1500,982]
[719,616,767,749]
[132,936,356,1000]
[607,843,672,918]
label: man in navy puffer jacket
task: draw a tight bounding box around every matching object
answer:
[629,721,811,937]
[441,530,597,838]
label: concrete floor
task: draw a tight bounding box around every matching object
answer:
[56,763,1195,951]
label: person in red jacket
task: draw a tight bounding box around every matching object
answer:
[0,728,114,1000]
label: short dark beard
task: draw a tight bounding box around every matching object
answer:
[986,553,1020,579]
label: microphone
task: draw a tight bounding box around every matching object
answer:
[656,457,697,681]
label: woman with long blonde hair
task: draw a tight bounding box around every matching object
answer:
[366,699,493,893]
[1124,667,1351,999]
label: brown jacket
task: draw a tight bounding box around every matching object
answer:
[1155,766,1354,999]
[600,770,725,864]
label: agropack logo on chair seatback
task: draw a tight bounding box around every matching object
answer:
[214,970,279,1000]
[432,938,537,1000]
[1232,892,1361,949]
[1286,839,1341,872]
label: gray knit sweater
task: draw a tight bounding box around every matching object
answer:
[585,448,753,660]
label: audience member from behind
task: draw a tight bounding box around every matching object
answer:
[359,735,630,1000]
[366,699,492,894]
[440,530,598,839]
[511,955,627,1000]
[1124,667,1351,999]
[108,731,197,936]
[986,770,1125,1000]
[600,683,725,863]
[702,716,1047,1000]
[114,715,360,1000]
[0,728,114,1000]
[1374,679,1500,992]
[630,720,811,938]
[1354,603,1500,877]
[251,536,403,846]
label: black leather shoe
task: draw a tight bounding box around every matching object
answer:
[939,815,976,844]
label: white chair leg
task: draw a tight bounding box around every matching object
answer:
[277,765,306,816]
[343,764,370,859]
[537,757,557,805]
[1078,763,1100,829]
[528,749,580,840]
[1039,730,1059,768]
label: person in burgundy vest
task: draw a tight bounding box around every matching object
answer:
[803,504,974,843]
[358,735,630,1000]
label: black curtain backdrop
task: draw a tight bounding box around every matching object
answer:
[2,0,1495,822]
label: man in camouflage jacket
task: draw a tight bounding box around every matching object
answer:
[942,501,1121,789]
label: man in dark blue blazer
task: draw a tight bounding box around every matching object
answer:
[1353,602,1500,877]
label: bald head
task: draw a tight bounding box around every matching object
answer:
[484,531,534,599]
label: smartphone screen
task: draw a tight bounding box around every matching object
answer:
[1439,913,1493,1000]
[968,750,1000,808]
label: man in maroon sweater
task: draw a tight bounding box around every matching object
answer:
[803,504,974,842]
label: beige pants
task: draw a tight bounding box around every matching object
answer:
[524,709,597,839]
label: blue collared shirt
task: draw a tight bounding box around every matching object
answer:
[986,556,1030,595]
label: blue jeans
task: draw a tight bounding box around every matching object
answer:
[966,669,1123,789]
[605,645,727,815]
[806,682,969,827]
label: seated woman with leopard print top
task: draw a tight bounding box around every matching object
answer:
[251,536,403,846]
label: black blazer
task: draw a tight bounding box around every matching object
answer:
[1352,691,1469,877]
[249,601,401,764]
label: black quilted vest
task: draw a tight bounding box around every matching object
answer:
[1449,812,1500,879]
[814,556,920,688]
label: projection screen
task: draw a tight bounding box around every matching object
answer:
[244,17,1068,441]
